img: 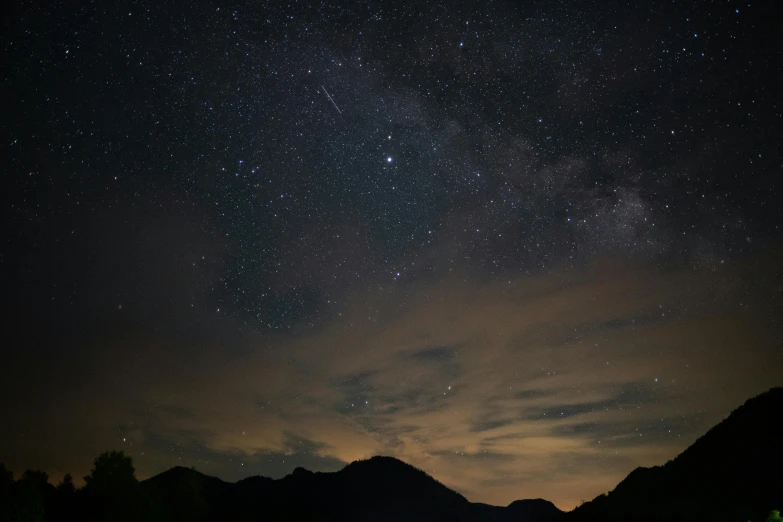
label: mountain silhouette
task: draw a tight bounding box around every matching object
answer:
[508,499,565,521]
[470,499,564,522]
[143,465,230,521]
[139,388,783,521]
[3,389,781,521]
[142,455,563,522]
[567,387,783,522]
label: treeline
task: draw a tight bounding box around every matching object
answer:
[0,450,157,522]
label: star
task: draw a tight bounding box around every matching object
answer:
[3,0,780,511]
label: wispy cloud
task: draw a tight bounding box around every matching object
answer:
[8,254,779,510]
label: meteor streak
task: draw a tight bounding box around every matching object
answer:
[321,85,342,114]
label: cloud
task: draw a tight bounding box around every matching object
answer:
[3,253,780,510]
[117,252,776,509]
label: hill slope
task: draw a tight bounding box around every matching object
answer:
[568,387,783,522]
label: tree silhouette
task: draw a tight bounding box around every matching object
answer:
[81,450,156,522]
[84,450,137,493]
[14,469,52,522]
[52,473,77,522]
[56,473,75,494]
[0,463,14,522]
[21,469,49,488]
[0,462,13,487]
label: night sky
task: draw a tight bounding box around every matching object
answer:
[2,0,782,510]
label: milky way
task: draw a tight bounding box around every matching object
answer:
[1,0,781,509]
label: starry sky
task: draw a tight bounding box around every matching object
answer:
[1,0,782,510]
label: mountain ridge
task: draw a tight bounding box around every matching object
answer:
[569,387,783,522]
[139,387,783,521]
[143,455,562,522]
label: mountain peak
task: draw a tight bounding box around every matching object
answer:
[507,498,560,509]
[291,466,313,476]
[339,455,463,496]
[340,455,459,487]
[506,498,564,522]
[145,465,220,485]
[343,455,410,469]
